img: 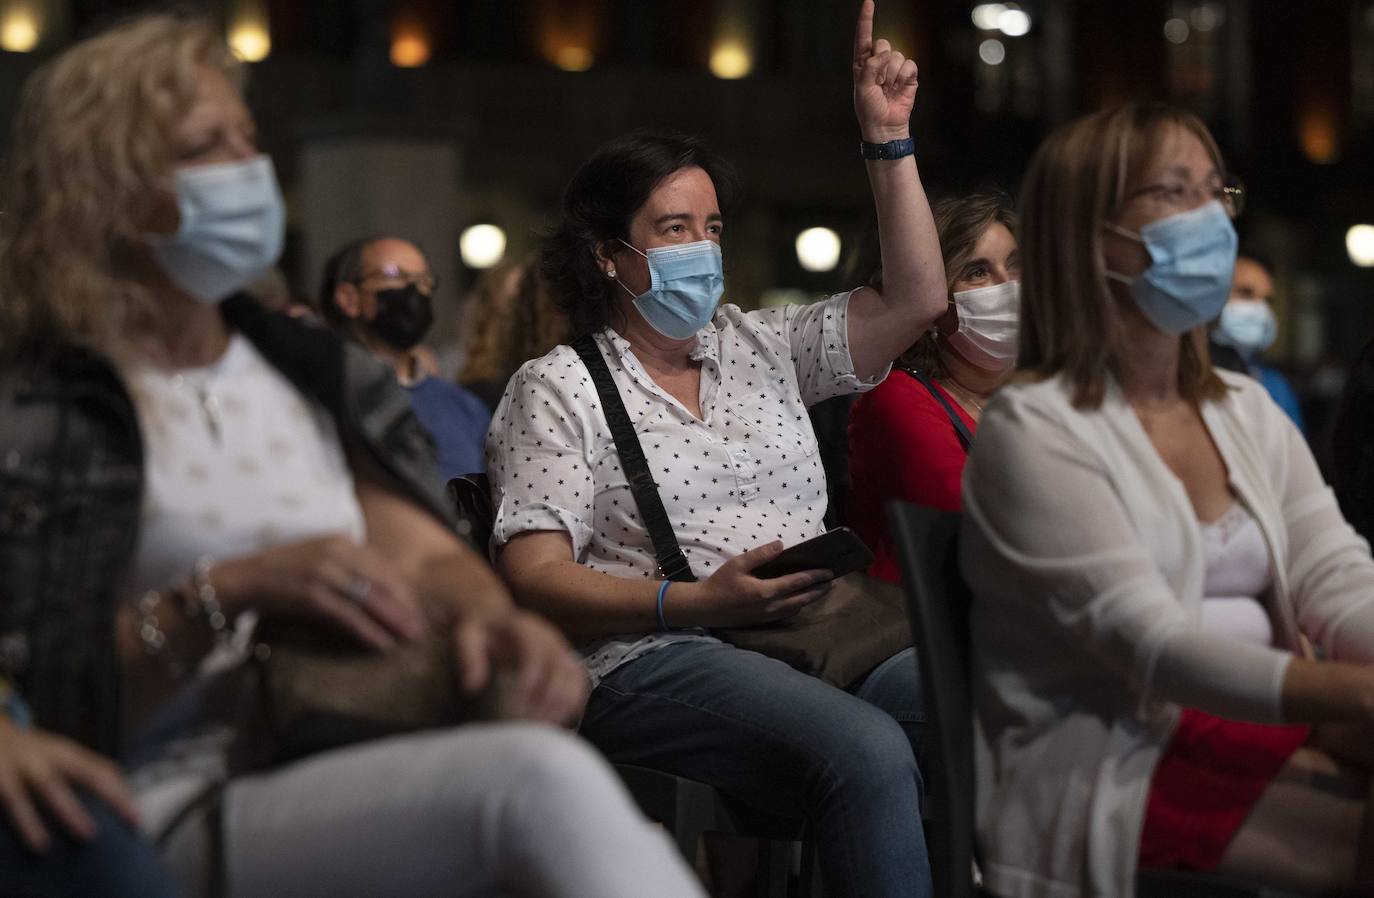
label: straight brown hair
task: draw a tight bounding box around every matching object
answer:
[1016,102,1228,407]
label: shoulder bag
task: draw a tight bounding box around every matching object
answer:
[572,335,910,689]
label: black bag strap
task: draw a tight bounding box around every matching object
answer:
[571,335,697,582]
[901,369,974,452]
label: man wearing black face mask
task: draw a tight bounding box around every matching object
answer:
[319,236,492,478]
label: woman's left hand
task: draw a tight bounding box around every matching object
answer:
[453,611,590,726]
[852,0,920,143]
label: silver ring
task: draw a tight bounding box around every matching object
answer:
[344,576,372,605]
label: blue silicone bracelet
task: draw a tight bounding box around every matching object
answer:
[656,580,673,632]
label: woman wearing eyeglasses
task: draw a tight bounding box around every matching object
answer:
[962,102,1374,897]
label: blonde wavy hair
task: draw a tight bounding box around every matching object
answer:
[461,259,569,387]
[1017,102,1227,407]
[0,13,241,364]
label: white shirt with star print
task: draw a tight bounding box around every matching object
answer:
[486,291,887,685]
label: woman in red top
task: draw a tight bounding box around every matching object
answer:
[847,192,1019,582]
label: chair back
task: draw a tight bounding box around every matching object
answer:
[886,501,977,898]
[448,473,494,550]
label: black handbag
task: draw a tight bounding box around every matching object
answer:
[572,335,911,689]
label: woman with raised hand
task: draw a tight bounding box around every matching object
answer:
[0,13,705,898]
[964,102,1374,897]
[489,3,946,895]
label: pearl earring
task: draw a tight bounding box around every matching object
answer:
[607,270,617,279]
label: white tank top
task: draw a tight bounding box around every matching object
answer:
[1198,502,1273,646]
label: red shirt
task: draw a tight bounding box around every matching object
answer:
[847,371,975,583]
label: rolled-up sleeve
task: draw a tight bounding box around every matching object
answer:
[754,291,891,407]
[485,361,596,559]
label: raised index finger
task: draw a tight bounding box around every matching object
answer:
[853,0,875,61]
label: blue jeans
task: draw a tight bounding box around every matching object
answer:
[581,641,931,898]
[0,792,179,898]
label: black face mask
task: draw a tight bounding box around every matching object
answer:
[369,284,434,351]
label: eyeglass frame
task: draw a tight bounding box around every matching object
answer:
[351,263,439,294]
[1117,173,1247,220]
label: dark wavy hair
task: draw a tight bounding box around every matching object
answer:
[540,131,738,337]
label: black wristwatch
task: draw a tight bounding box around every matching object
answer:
[859,136,916,160]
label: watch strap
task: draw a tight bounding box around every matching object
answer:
[860,136,916,160]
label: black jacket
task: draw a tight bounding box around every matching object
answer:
[0,296,453,755]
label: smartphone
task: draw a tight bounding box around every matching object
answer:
[751,527,875,580]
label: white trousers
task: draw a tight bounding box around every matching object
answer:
[141,723,705,898]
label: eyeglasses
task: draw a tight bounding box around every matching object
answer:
[1122,174,1246,219]
[354,264,438,293]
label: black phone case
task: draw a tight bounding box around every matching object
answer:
[752,528,875,580]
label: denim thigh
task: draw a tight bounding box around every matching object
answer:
[0,792,179,898]
[581,640,923,821]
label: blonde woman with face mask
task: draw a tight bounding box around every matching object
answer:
[0,14,708,898]
[847,191,1019,584]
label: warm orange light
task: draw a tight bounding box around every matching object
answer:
[390,27,431,68]
[538,8,598,73]
[551,44,593,72]
[1299,107,1340,165]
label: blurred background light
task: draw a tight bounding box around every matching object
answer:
[551,45,593,71]
[0,6,39,52]
[1347,225,1374,268]
[227,24,270,62]
[1163,18,1190,44]
[997,7,1031,37]
[460,224,508,269]
[795,227,841,273]
[1190,3,1224,32]
[1299,106,1341,164]
[390,18,431,67]
[979,38,1006,65]
[227,0,270,62]
[971,3,1006,31]
[710,40,752,79]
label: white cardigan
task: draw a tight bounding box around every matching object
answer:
[961,369,1374,898]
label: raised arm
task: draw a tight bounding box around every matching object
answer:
[845,0,948,381]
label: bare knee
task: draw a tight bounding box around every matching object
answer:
[1218,748,1366,895]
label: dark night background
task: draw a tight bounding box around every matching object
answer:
[1,0,1371,445]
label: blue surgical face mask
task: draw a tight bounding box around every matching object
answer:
[153,154,285,304]
[618,239,725,340]
[1104,200,1238,336]
[1213,299,1277,357]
